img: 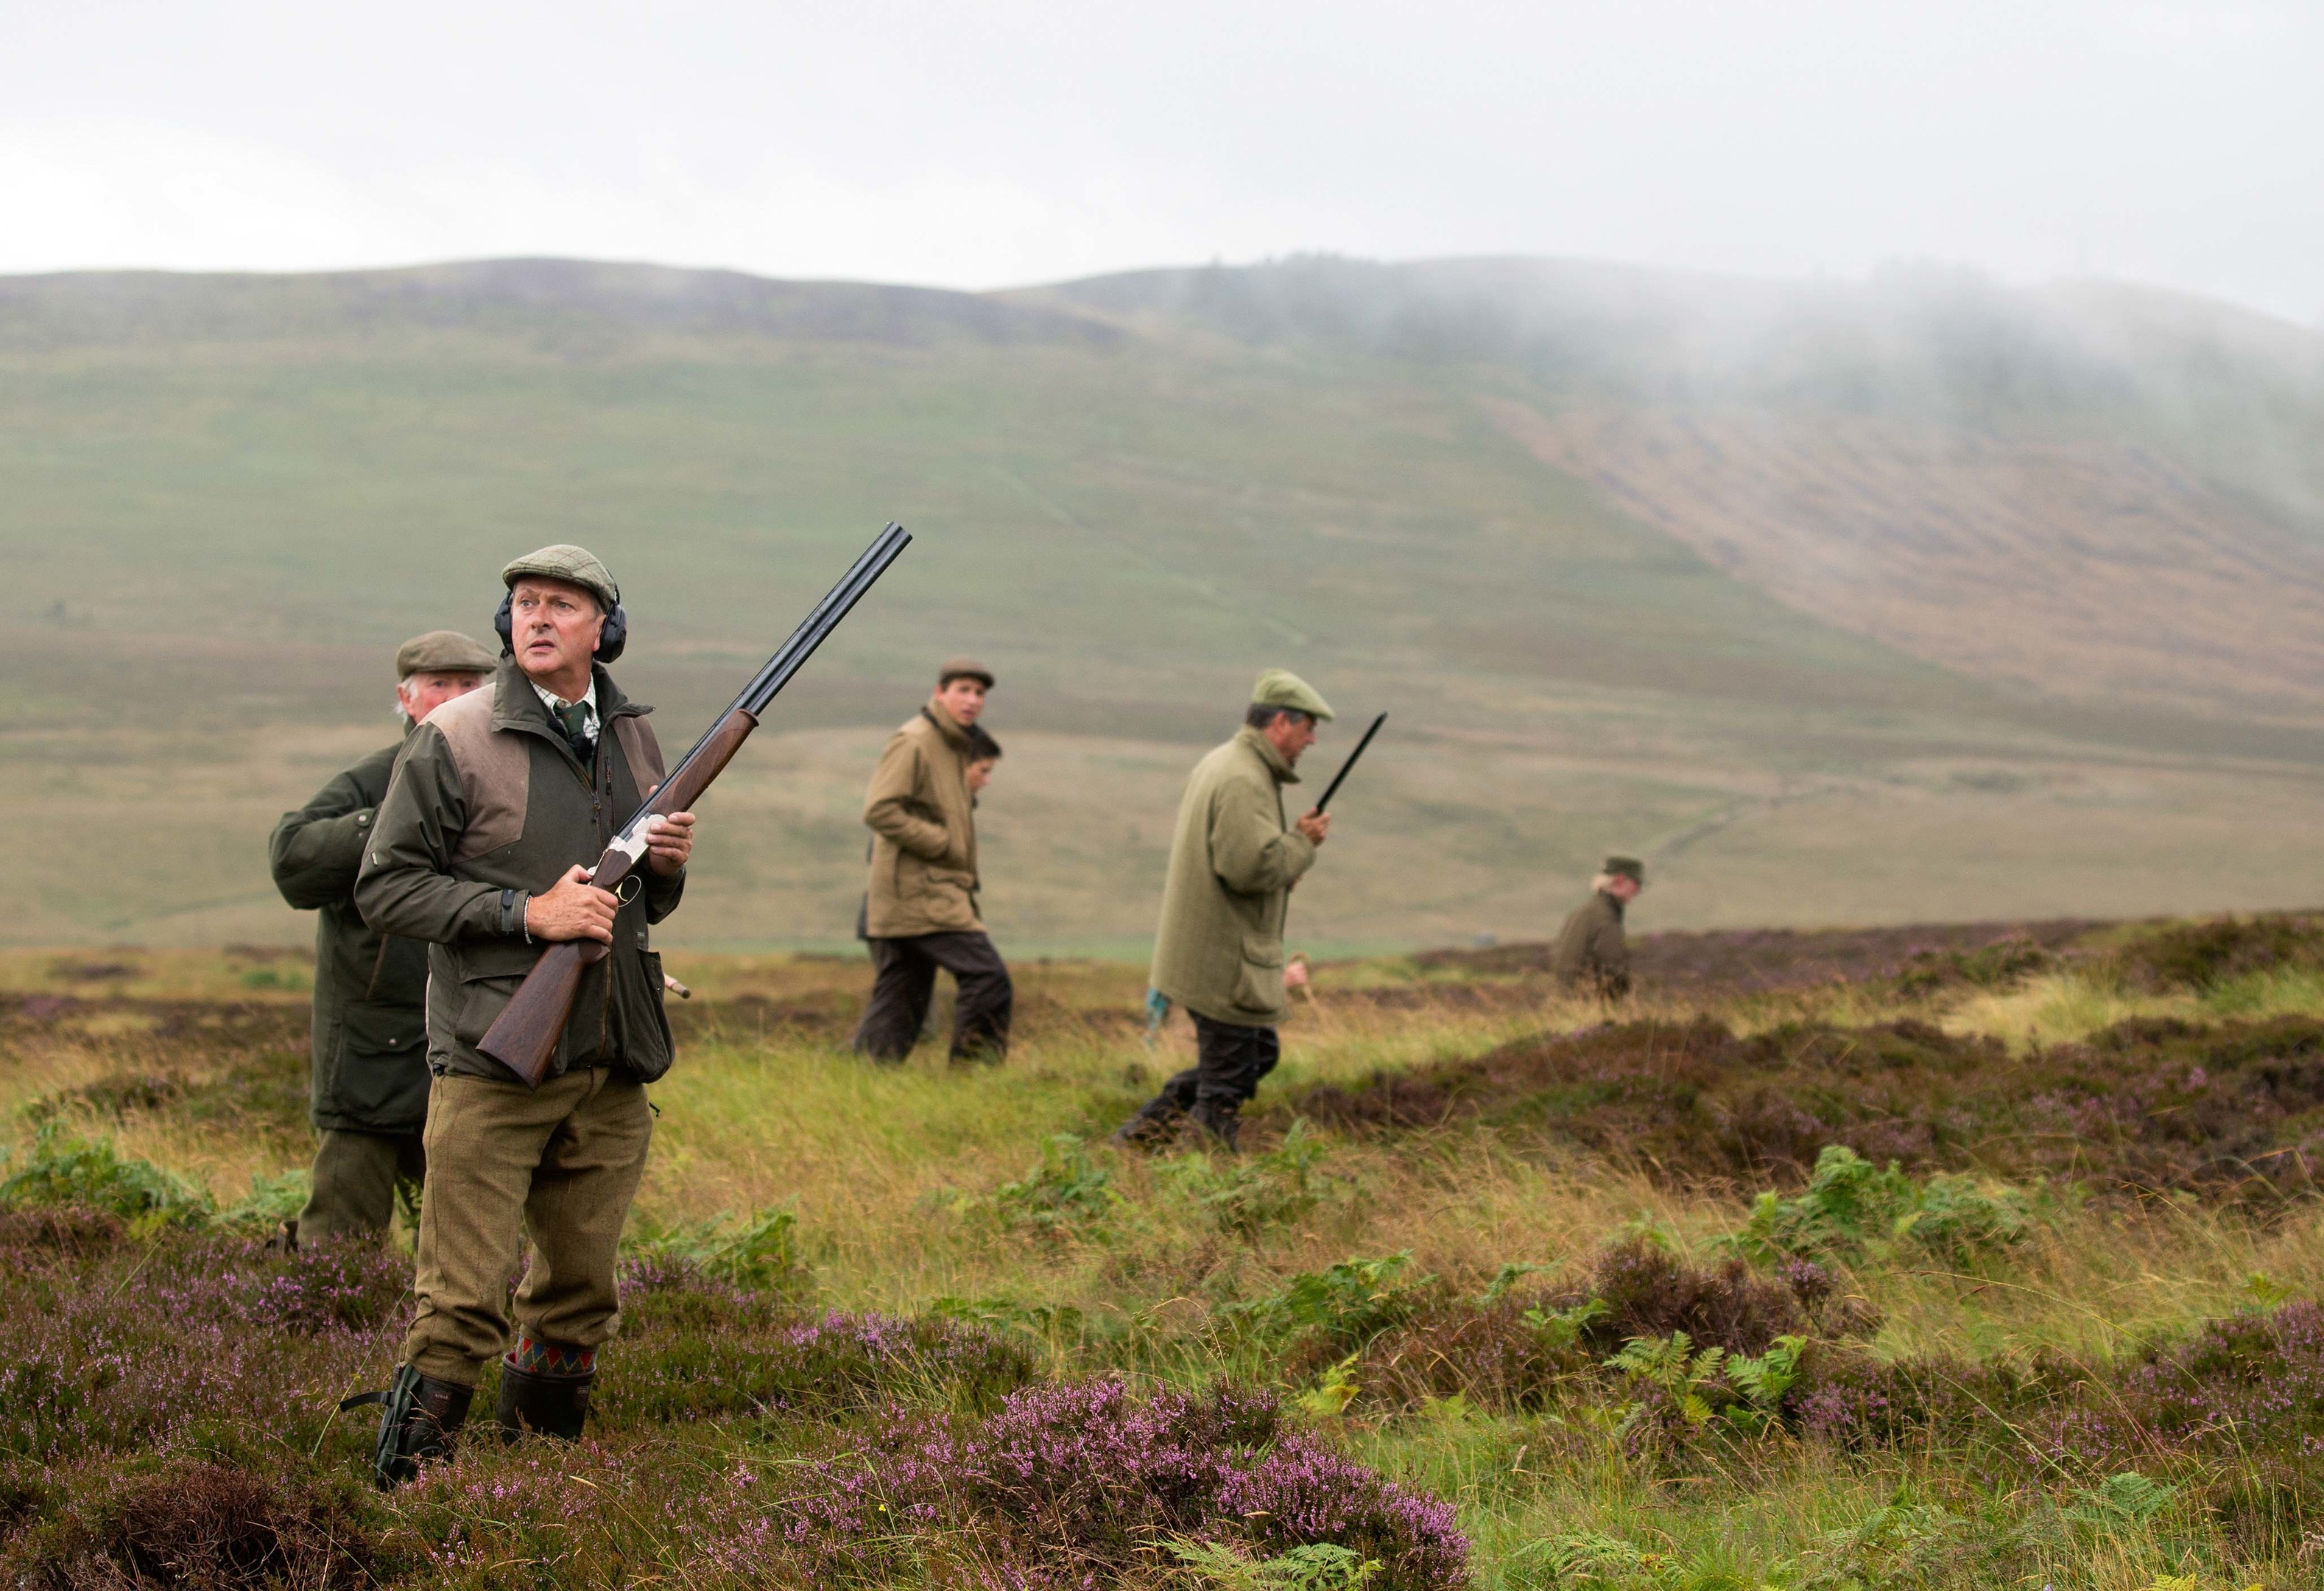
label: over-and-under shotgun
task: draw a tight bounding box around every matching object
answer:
[478,521,913,1086]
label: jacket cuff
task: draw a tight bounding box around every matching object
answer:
[447,883,514,941]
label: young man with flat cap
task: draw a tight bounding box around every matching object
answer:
[351,545,698,1486]
[851,656,1013,1064]
[1114,668,1334,1152]
[269,630,496,1246]
[1552,856,1645,1000]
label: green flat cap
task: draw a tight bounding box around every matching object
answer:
[1251,667,1334,721]
[1603,856,1645,884]
[938,656,995,688]
[395,630,498,678]
[501,544,619,611]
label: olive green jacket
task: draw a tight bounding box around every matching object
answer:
[861,700,982,938]
[1149,727,1317,1028]
[354,658,684,1084]
[1552,890,1630,999]
[269,737,430,1133]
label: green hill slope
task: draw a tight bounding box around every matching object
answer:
[3,256,2320,949]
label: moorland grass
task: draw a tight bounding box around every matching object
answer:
[7,921,2324,1586]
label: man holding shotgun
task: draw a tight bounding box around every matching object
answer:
[353,545,695,1483]
[1113,669,1336,1153]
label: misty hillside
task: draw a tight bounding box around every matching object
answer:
[2,254,2321,949]
[0,258,1115,351]
[1033,258,2324,721]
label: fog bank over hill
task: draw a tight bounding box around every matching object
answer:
[1034,258,2324,721]
[4,253,2321,947]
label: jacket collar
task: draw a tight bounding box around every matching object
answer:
[490,655,647,739]
[1236,724,1301,784]
[1597,888,1627,919]
[922,695,973,749]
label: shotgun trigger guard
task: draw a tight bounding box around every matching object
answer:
[613,875,643,906]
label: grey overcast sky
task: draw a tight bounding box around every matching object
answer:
[2,0,2317,321]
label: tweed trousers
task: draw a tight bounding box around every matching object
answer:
[401,1067,652,1386]
[296,1129,426,1243]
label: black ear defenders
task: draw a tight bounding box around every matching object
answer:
[495,591,627,664]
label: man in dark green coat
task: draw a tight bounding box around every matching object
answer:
[1551,856,1645,1000]
[269,630,496,1246]
[1113,669,1334,1151]
[351,545,698,1486]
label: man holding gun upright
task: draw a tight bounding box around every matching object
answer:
[1113,670,1334,1153]
[351,546,698,1487]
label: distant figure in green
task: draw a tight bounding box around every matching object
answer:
[1114,670,1334,1153]
[267,630,496,1246]
[852,657,1014,1064]
[1552,856,1644,1000]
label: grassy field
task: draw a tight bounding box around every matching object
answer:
[6,258,2324,949]
[10,915,2324,1587]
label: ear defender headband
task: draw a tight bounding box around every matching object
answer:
[495,590,627,664]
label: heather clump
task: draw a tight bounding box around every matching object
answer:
[604,1288,1035,1425]
[1278,1010,2324,1199]
[2105,914,2324,994]
[5,1458,375,1590]
[2061,1016,2324,1195]
[0,1206,126,1259]
[753,1377,1467,1590]
[1278,1018,1999,1179]
[1336,1288,1595,1413]
[2038,1302,2324,1536]
[1767,1304,2324,1533]
[1563,1239,1809,1357]
[1892,935,2058,994]
[176,1237,412,1335]
[4,999,314,1142]
[1329,1240,1823,1416]
[374,1441,721,1587]
[0,1233,404,1464]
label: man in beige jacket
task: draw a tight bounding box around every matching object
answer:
[851,657,1013,1063]
[1113,669,1334,1150]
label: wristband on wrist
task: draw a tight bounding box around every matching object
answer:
[499,888,532,942]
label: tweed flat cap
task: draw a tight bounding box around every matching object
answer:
[501,545,619,611]
[1603,856,1646,884]
[938,656,996,688]
[395,630,498,678]
[1250,668,1334,722]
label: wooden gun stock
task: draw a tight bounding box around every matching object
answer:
[473,521,912,1087]
[475,711,760,1086]
[476,939,594,1086]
